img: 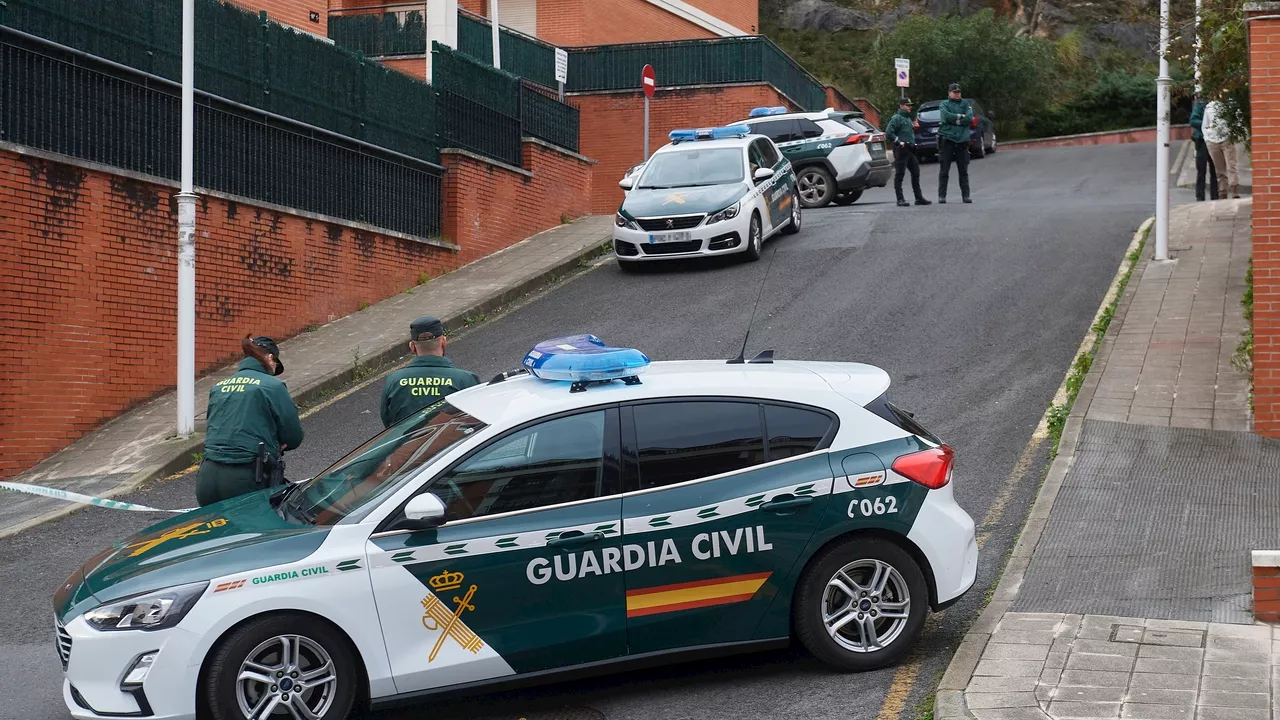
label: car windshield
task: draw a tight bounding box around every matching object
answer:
[918,108,941,122]
[279,401,487,526]
[636,147,744,189]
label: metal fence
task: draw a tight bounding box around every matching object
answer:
[565,35,828,112]
[455,11,558,90]
[0,30,443,239]
[520,81,579,154]
[1,0,438,162]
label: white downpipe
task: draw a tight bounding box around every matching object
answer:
[490,0,501,68]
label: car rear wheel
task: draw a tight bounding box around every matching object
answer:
[987,131,997,154]
[796,166,835,208]
[794,537,928,672]
[204,614,358,720]
[832,190,862,206]
[971,140,986,159]
[782,189,802,235]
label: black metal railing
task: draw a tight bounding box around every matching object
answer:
[0,30,443,239]
[520,80,579,154]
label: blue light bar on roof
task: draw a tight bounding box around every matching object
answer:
[669,125,750,143]
[770,105,788,115]
[668,128,698,142]
[748,106,773,117]
[522,334,651,382]
[711,124,750,139]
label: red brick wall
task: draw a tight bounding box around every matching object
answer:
[227,0,326,35]
[686,0,758,32]
[582,0,715,44]
[443,140,593,262]
[1255,562,1280,622]
[383,57,428,80]
[536,0,585,46]
[1250,10,1280,438]
[575,84,796,214]
[0,140,593,479]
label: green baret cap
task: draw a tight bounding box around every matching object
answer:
[252,337,284,376]
[948,82,962,92]
[410,316,446,341]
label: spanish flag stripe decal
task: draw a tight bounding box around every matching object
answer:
[625,572,771,617]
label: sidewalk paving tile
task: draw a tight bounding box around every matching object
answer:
[986,643,1054,661]
[1202,662,1270,679]
[1047,700,1121,718]
[975,659,1047,678]
[1197,691,1270,709]
[1053,687,1128,703]
[1194,708,1268,720]
[1121,704,1195,720]
[1067,654,1137,673]
[1124,688,1198,705]
[1059,670,1131,688]
[966,692,1041,709]
[1200,676,1270,694]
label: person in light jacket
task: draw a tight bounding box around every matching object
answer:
[1202,100,1238,199]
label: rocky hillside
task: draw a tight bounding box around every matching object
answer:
[765,0,1158,60]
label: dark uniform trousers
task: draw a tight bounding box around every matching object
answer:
[1194,137,1219,201]
[938,138,970,201]
[196,459,259,507]
[894,144,925,202]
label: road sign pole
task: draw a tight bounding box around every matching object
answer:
[559,81,564,102]
[644,95,650,159]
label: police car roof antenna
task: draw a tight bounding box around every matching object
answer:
[728,246,778,365]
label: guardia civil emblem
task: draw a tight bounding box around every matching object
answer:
[420,570,483,662]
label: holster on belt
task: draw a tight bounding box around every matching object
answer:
[253,442,287,487]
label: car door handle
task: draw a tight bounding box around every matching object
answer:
[546,531,605,549]
[760,496,813,513]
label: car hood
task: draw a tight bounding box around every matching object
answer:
[55,489,329,623]
[621,184,747,219]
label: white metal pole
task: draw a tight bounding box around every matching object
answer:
[490,0,501,68]
[1194,0,1202,93]
[643,95,649,159]
[425,2,430,82]
[176,0,197,437]
[1154,0,1171,261]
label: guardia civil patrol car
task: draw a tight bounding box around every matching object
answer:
[614,125,800,268]
[731,106,893,208]
[54,335,977,720]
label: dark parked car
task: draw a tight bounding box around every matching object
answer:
[913,99,997,160]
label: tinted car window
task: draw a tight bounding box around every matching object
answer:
[634,401,766,489]
[918,109,941,122]
[432,410,607,522]
[637,148,744,189]
[765,404,834,460]
[865,393,942,445]
[749,119,799,143]
[797,118,824,138]
[757,139,781,166]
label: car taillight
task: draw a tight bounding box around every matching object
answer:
[891,445,954,489]
[843,133,870,145]
[970,116,978,128]
[912,120,920,130]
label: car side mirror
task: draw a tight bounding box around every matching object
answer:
[400,492,446,531]
[619,177,634,190]
[753,167,775,183]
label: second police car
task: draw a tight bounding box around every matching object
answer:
[613,125,800,269]
[54,336,977,720]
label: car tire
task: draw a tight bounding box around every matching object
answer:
[832,190,862,206]
[796,166,836,208]
[744,212,763,261]
[793,537,928,672]
[971,141,986,159]
[782,189,802,235]
[204,614,358,720]
[988,132,997,154]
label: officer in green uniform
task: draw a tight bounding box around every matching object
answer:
[197,336,304,506]
[937,82,974,204]
[885,97,931,208]
[380,316,480,428]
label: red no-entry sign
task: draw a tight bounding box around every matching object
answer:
[641,64,656,98]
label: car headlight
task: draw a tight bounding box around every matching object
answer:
[706,201,741,225]
[615,212,639,230]
[83,581,208,632]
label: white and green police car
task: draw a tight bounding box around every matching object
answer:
[731,106,893,208]
[54,335,977,720]
[613,125,801,269]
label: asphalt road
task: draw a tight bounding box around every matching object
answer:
[0,143,1195,720]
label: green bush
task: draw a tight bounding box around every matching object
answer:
[1026,71,1157,138]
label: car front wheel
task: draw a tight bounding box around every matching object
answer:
[781,189,802,235]
[796,166,835,208]
[794,537,928,671]
[743,212,763,261]
[203,614,358,720]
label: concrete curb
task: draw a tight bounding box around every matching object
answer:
[933,217,1155,720]
[0,233,613,541]
[1000,126,1192,150]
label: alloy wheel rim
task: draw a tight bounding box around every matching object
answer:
[792,193,801,227]
[236,634,338,720]
[821,559,910,653]
[799,172,826,203]
[751,217,761,252]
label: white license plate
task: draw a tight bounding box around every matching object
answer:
[871,143,883,152]
[930,128,938,134]
[647,231,691,244]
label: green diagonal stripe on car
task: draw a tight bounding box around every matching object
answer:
[697,507,719,519]
[443,544,468,555]
[745,494,766,507]
[649,516,672,527]
[496,537,519,548]
[794,484,817,496]
[593,523,617,535]
[336,559,361,571]
[391,551,415,564]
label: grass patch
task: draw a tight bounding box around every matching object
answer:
[417,271,431,285]
[1231,258,1254,411]
[1045,225,1149,452]
[190,451,204,464]
[357,301,370,312]
[351,347,374,381]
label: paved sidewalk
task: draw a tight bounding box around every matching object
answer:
[0,216,613,538]
[937,199,1275,720]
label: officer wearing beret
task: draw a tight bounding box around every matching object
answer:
[197,335,305,506]
[380,316,480,428]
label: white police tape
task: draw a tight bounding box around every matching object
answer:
[0,481,193,513]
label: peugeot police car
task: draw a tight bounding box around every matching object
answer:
[730,106,893,208]
[54,335,977,720]
[613,125,801,269]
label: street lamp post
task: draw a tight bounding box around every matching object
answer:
[1154,0,1172,261]
[1195,0,1203,93]
[490,0,501,69]
[176,0,197,437]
